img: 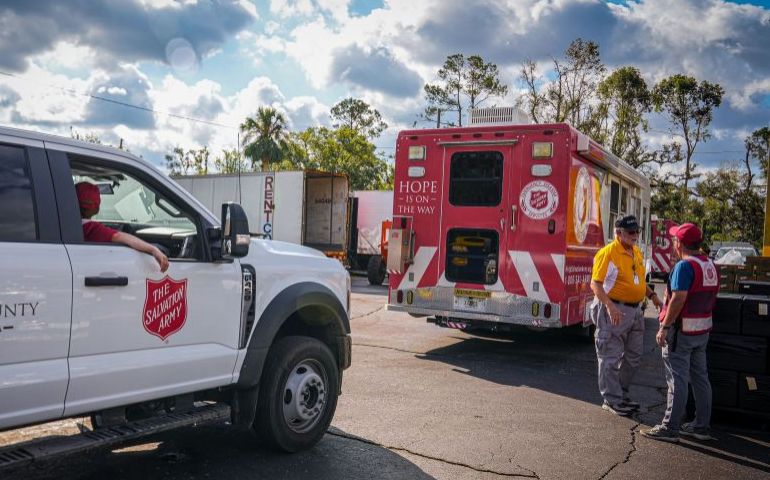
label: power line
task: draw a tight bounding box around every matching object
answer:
[0,70,237,130]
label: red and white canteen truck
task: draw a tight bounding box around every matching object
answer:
[386,109,651,332]
[647,216,678,282]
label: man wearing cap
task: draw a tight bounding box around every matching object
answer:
[76,182,169,272]
[641,223,718,443]
[590,215,663,416]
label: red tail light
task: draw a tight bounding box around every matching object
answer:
[544,303,552,318]
[396,290,403,303]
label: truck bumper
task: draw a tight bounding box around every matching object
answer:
[387,287,562,329]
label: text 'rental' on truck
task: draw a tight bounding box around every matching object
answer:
[386,107,651,334]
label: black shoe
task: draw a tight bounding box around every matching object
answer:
[621,398,640,410]
[602,402,634,416]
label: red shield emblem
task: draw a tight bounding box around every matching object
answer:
[142,276,188,341]
[530,190,549,210]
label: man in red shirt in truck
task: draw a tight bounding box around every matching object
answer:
[76,181,169,272]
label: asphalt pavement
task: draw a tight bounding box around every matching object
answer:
[2,277,769,479]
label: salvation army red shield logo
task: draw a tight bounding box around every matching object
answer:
[520,180,559,220]
[530,190,549,210]
[143,276,188,341]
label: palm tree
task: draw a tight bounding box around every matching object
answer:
[240,106,289,171]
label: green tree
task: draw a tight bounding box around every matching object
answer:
[165,147,195,176]
[589,66,652,168]
[240,106,290,171]
[520,38,605,129]
[651,74,724,206]
[330,98,388,139]
[694,167,763,248]
[213,149,250,174]
[424,53,508,127]
[746,126,770,179]
[190,146,210,175]
[291,127,392,190]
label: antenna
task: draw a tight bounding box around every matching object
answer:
[237,131,242,205]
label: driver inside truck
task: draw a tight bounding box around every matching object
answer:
[76,181,169,272]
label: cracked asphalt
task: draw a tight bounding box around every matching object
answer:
[3,277,769,479]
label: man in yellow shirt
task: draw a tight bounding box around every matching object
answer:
[591,215,663,415]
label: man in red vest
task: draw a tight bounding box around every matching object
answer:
[641,223,718,443]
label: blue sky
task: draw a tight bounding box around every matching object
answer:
[0,0,768,177]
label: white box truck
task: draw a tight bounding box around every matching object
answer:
[174,171,350,262]
[351,190,393,284]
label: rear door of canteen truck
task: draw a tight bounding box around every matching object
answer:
[387,121,649,330]
[648,216,677,281]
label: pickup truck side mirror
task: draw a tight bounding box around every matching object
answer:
[221,202,250,258]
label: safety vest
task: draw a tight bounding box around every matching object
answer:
[665,255,719,335]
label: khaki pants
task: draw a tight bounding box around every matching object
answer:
[591,301,645,405]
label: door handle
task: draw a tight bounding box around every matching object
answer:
[85,276,129,287]
[510,206,517,231]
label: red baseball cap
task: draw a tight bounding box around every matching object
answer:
[75,182,101,209]
[668,223,702,245]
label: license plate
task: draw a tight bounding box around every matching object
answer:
[453,289,490,313]
[453,296,488,312]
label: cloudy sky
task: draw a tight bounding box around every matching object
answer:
[0,0,768,174]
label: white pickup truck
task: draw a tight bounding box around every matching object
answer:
[0,126,352,467]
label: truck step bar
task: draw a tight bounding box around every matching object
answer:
[0,403,230,471]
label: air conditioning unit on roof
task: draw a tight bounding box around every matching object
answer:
[469,106,531,126]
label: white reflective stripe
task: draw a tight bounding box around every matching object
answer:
[682,316,712,333]
[654,252,669,272]
[509,250,549,302]
[397,246,437,290]
[602,260,618,294]
[551,253,565,282]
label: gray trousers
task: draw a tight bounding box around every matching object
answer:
[593,302,645,405]
[661,330,712,431]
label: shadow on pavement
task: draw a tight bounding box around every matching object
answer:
[417,324,604,405]
[417,312,770,476]
[3,425,435,480]
[674,428,770,474]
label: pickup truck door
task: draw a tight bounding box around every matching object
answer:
[0,141,72,429]
[46,148,243,417]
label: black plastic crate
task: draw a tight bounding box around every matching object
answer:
[713,293,743,334]
[741,295,770,337]
[737,280,770,296]
[738,373,770,412]
[709,369,739,407]
[707,333,768,374]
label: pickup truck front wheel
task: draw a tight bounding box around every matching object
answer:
[254,335,340,452]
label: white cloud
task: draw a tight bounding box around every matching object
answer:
[0,64,91,125]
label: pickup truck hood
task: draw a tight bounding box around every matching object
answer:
[249,238,328,259]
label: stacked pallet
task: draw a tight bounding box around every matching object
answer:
[718,256,770,293]
[709,277,770,416]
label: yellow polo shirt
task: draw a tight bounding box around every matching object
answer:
[591,238,646,303]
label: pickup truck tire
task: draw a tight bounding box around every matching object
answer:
[367,255,386,285]
[254,335,340,452]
